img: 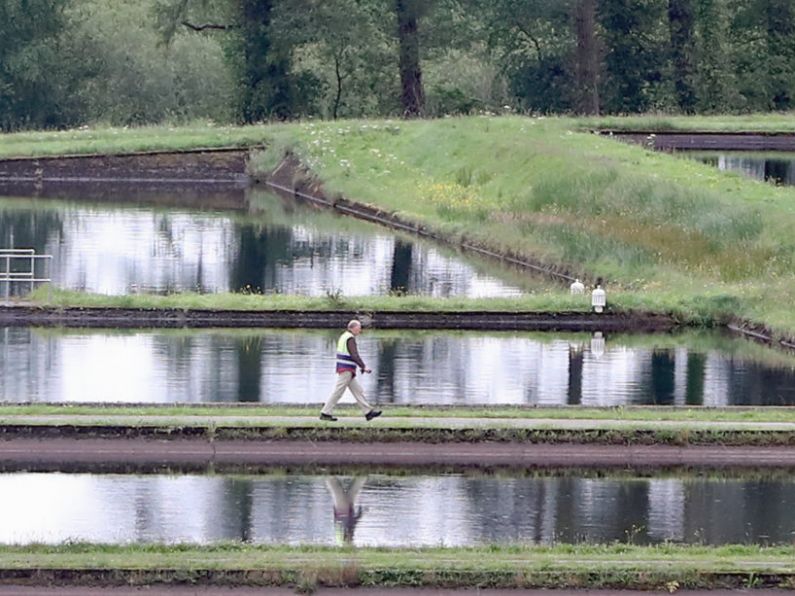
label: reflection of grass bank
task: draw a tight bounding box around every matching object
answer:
[0,543,791,590]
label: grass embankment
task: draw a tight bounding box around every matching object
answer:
[0,404,792,446]
[6,115,795,337]
[583,113,795,132]
[0,122,270,158]
[0,544,791,590]
[252,116,795,338]
[24,286,598,313]
[0,403,791,423]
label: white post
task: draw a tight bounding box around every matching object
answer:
[591,285,606,313]
[3,255,8,301]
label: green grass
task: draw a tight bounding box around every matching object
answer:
[24,286,594,312]
[0,122,270,158]
[0,403,791,423]
[580,112,795,132]
[251,115,795,338]
[19,285,768,329]
[8,115,795,338]
[0,543,790,590]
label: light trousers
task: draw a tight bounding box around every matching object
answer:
[322,370,373,415]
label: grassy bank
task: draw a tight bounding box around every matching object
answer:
[0,543,790,590]
[0,403,791,423]
[22,286,734,327]
[0,405,792,446]
[6,115,795,336]
[252,116,795,338]
[583,113,795,132]
[0,122,270,158]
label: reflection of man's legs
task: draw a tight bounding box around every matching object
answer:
[348,476,367,501]
[325,476,367,509]
[325,477,347,509]
[348,376,374,414]
[322,371,352,416]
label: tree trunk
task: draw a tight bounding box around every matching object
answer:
[395,0,425,117]
[668,0,696,113]
[239,0,292,122]
[767,0,795,110]
[573,0,600,115]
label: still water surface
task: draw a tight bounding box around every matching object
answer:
[0,472,789,546]
[2,328,794,406]
[0,190,548,297]
[690,152,795,186]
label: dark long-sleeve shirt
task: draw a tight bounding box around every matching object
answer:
[347,337,366,370]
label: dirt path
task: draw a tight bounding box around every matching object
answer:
[0,588,781,596]
[0,437,792,469]
[4,413,794,431]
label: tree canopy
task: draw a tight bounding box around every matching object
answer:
[3,0,795,130]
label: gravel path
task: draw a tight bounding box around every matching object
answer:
[0,437,792,468]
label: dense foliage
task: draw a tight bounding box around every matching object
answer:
[3,0,795,129]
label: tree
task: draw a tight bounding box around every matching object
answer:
[478,0,575,113]
[730,0,795,111]
[69,0,234,125]
[599,0,668,113]
[395,0,426,116]
[692,0,737,112]
[0,1,70,130]
[668,0,696,112]
[271,0,396,119]
[573,0,600,114]
[765,0,795,109]
[236,0,294,120]
[159,0,298,121]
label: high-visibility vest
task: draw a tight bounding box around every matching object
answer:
[336,331,357,373]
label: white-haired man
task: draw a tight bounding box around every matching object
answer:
[320,319,382,422]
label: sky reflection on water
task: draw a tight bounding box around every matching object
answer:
[0,190,553,297]
[0,472,789,547]
[2,328,794,406]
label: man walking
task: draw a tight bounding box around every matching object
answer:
[320,319,382,422]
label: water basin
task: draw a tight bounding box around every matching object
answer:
[2,327,794,405]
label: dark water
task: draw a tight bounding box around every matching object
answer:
[3,327,795,406]
[0,190,551,297]
[690,152,795,185]
[0,472,790,546]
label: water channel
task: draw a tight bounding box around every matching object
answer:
[687,151,795,186]
[2,327,794,405]
[0,471,789,546]
[0,189,553,297]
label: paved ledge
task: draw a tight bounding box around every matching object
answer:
[0,305,677,331]
[0,437,792,470]
[603,131,795,150]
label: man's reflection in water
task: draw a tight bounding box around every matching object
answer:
[325,476,367,545]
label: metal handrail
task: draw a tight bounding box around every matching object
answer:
[1,249,53,297]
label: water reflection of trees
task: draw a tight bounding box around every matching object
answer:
[0,473,791,546]
[0,194,534,296]
[5,329,795,406]
[0,209,65,251]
